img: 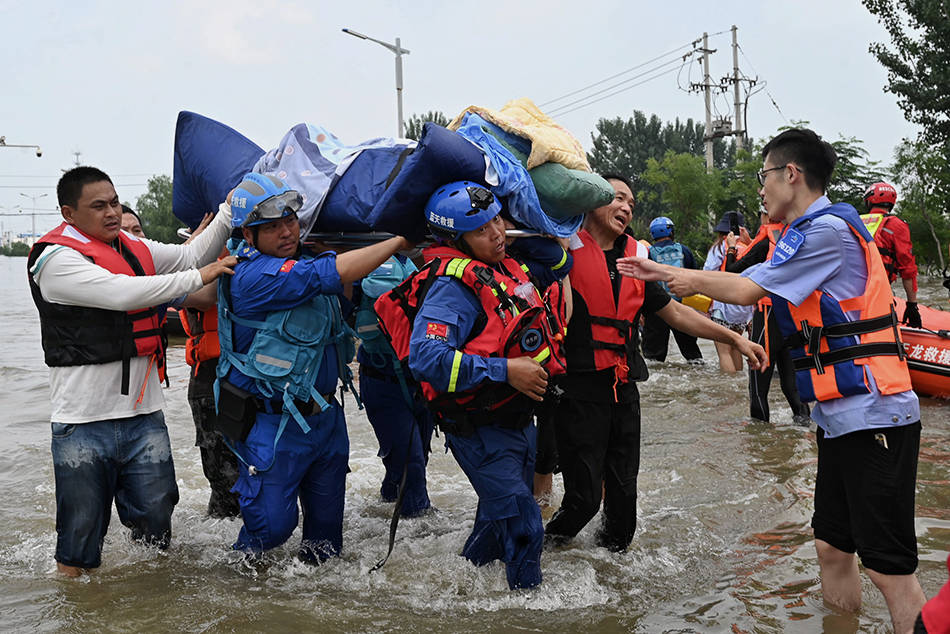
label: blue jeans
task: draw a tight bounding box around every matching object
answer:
[231,402,349,562]
[51,411,179,569]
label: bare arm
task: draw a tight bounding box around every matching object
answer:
[335,236,413,286]
[617,256,767,306]
[179,280,220,310]
[901,276,917,303]
[656,300,767,369]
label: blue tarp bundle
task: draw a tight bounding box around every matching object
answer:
[171,112,581,239]
[172,111,264,229]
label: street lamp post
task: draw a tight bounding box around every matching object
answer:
[20,192,48,245]
[0,136,42,157]
[342,28,410,138]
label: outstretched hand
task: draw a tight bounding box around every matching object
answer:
[736,337,769,371]
[507,356,548,401]
[198,255,237,284]
[616,256,672,282]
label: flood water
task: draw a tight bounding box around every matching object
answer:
[1,253,948,633]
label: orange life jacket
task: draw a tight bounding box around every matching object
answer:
[181,307,220,370]
[374,244,567,415]
[27,223,166,395]
[770,205,911,402]
[565,229,647,383]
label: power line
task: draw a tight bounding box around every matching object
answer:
[547,55,692,117]
[737,43,789,124]
[540,40,697,107]
[0,172,155,178]
[547,66,684,117]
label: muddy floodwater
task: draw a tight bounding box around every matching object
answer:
[1,255,947,632]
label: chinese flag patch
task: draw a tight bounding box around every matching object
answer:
[278,259,297,273]
[426,322,448,338]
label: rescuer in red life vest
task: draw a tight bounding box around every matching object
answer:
[860,181,921,328]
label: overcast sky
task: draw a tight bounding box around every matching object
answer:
[0,0,917,236]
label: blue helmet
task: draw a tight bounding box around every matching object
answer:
[230,172,303,228]
[649,216,674,240]
[425,181,501,241]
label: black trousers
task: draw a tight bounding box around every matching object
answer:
[534,396,559,475]
[748,306,810,422]
[545,395,640,551]
[188,363,241,518]
[641,310,702,362]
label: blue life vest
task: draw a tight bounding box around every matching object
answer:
[216,245,357,434]
[355,256,417,361]
[649,241,685,298]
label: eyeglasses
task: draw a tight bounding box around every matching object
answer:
[756,164,788,186]
[242,190,303,226]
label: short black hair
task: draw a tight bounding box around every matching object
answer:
[121,205,141,225]
[57,166,113,209]
[760,128,837,192]
[600,172,634,192]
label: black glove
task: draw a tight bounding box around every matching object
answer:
[902,301,922,329]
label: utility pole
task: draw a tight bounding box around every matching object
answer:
[72,150,82,166]
[702,32,714,174]
[731,25,744,151]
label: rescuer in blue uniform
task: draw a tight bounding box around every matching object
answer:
[354,255,434,517]
[641,216,703,363]
[215,173,411,563]
[405,182,565,589]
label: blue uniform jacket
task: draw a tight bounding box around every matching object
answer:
[408,275,508,394]
[225,246,344,399]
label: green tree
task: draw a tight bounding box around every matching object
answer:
[134,175,181,243]
[827,135,889,210]
[405,111,451,141]
[863,0,950,147]
[640,151,722,255]
[1,241,30,256]
[588,110,736,225]
[891,137,950,272]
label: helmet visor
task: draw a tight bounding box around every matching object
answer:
[243,190,303,226]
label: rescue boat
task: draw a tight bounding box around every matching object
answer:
[894,297,950,398]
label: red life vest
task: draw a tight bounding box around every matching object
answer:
[182,307,220,370]
[565,229,647,383]
[27,223,166,395]
[374,244,567,415]
[770,206,912,402]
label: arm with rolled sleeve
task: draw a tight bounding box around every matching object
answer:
[408,277,507,393]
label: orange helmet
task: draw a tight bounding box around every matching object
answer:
[864,181,897,211]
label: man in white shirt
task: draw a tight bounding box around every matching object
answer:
[27,166,236,577]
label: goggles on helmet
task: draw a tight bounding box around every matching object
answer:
[242,190,303,227]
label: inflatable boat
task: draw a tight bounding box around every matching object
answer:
[894,297,950,398]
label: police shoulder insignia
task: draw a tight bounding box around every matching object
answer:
[770,228,805,266]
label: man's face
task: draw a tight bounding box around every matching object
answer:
[62,180,123,243]
[458,214,506,264]
[588,179,634,239]
[243,213,300,259]
[121,212,145,238]
[758,153,794,222]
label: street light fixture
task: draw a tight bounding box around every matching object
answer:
[342,28,410,138]
[20,192,48,244]
[0,135,42,157]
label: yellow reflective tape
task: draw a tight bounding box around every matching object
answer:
[520,263,530,273]
[445,258,462,277]
[532,347,551,364]
[551,248,568,270]
[448,350,463,392]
